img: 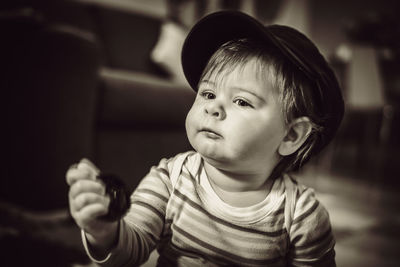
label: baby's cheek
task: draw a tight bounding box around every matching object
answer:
[185,104,201,127]
[185,109,197,143]
[185,109,193,134]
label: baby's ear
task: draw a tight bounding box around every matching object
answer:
[278,117,312,156]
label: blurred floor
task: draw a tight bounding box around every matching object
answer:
[298,163,400,267]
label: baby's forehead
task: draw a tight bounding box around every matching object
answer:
[201,57,280,93]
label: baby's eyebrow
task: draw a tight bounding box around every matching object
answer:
[199,80,266,102]
[231,86,266,102]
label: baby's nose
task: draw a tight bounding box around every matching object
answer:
[205,101,226,120]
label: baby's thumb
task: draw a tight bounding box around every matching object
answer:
[77,158,100,180]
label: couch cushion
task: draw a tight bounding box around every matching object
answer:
[97,68,195,129]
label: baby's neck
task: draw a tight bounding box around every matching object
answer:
[203,161,274,207]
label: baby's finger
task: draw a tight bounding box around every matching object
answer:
[78,203,109,225]
[77,158,100,180]
[66,167,91,186]
[69,179,106,201]
[72,192,110,212]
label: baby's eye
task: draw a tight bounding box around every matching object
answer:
[234,98,253,108]
[201,91,216,100]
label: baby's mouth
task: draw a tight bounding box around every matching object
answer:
[199,128,222,139]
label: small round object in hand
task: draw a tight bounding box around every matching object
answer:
[97,173,131,222]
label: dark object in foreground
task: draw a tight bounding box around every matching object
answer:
[97,174,131,222]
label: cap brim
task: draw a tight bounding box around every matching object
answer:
[181,11,276,90]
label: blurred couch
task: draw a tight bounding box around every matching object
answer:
[1,0,195,212]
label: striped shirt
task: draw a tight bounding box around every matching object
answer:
[83,151,335,266]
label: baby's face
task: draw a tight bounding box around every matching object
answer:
[185,58,287,174]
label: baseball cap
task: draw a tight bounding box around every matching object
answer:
[181,11,344,153]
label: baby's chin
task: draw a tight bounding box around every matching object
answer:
[189,136,246,169]
[195,145,225,161]
[196,148,239,170]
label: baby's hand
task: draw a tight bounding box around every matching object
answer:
[66,159,118,247]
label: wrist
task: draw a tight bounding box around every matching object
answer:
[85,221,119,257]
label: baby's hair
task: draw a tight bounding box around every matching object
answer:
[198,38,326,177]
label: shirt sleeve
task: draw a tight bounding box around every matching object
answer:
[82,157,174,267]
[287,187,336,267]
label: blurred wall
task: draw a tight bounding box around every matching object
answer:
[310,0,399,57]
